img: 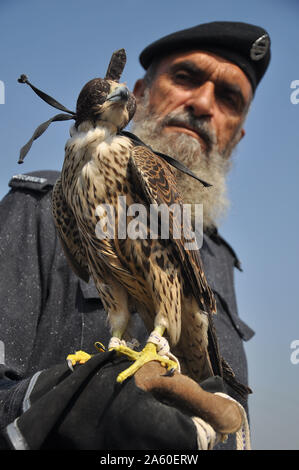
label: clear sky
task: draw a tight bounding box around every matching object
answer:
[1,0,298,450]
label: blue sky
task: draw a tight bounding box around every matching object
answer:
[1,0,298,449]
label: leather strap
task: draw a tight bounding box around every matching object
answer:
[18,113,74,164]
[17,74,75,115]
[120,130,212,187]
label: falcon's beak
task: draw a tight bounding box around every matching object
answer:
[106,86,129,103]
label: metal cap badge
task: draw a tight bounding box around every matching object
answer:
[250,34,270,61]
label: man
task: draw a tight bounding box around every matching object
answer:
[0,21,270,450]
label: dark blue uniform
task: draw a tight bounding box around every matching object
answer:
[0,170,254,450]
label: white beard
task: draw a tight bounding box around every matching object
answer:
[131,90,243,229]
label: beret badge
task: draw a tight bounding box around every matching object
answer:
[250,34,270,61]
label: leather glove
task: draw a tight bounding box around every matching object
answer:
[2,351,242,450]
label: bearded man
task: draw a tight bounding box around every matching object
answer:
[0,22,270,450]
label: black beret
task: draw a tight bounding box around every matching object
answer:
[139,21,271,93]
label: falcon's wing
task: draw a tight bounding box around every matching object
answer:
[52,177,90,283]
[129,145,252,396]
[129,145,224,377]
[129,145,216,315]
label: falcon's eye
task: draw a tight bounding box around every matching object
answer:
[106,86,130,103]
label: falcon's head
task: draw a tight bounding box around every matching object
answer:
[75,49,136,132]
[75,79,136,131]
[17,49,136,163]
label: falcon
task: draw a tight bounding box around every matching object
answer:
[17,50,250,395]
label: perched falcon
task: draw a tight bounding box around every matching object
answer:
[18,50,250,396]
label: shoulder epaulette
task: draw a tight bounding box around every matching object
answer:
[8,170,60,193]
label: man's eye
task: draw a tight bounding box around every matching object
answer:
[219,93,239,111]
[173,72,192,83]
[223,94,235,104]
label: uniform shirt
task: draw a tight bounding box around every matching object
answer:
[0,170,254,449]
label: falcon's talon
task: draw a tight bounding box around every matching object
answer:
[112,341,178,383]
[66,350,92,366]
[94,341,106,352]
[162,367,176,377]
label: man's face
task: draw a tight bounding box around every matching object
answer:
[134,50,252,157]
[132,49,253,228]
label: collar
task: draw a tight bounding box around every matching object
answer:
[203,226,243,271]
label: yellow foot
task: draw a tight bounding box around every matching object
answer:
[67,341,107,369]
[113,342,178,384]
[67,350,92,366]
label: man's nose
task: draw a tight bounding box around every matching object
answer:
[185,81,214,118]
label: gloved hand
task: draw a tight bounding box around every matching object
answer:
[2,351,242,450]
